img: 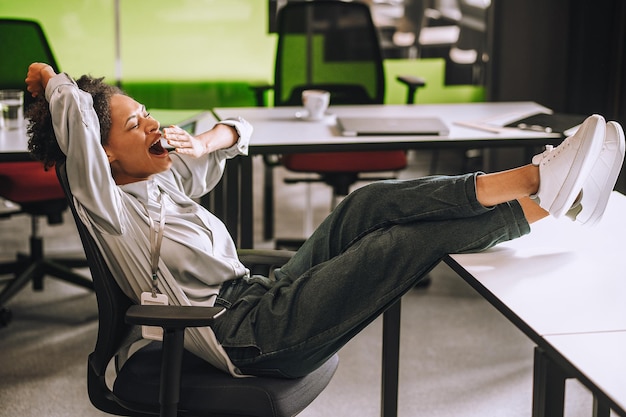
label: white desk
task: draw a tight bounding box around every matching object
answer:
[214,102,563,248]
[545,331,626,415]
[216,102,561,154]
[0,109,216,162]
[445,192,626,417]
[446,192,626,337]
[0,122,29,161]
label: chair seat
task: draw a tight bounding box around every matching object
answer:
[113,343,339,417]
[0,162,66,203]
[282,150,407,173]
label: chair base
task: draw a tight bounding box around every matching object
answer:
[0,251,92,328]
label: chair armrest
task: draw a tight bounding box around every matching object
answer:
[125,305,224,329]
[396,75,427,104]
[237,249,295,267]
[249,84,274,107]
[238,248,296,277]
[126,250,294,329]
[125,305,225,414]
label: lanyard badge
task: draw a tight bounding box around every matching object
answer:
[141,190,169,341]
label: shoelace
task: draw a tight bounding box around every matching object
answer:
[532,144,555,166]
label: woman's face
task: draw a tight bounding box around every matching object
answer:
[104,94,172,185]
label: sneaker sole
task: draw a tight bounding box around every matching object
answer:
[547,115,605,217]
[577,121,626,226]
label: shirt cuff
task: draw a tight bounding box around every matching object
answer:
[217,117,252,157]
[45,73,76,102]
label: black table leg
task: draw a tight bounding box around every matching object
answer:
[381,300,401,417]
[532,347,567,417]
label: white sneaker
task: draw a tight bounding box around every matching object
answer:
[531,114,605,218]
[573,121,625,226]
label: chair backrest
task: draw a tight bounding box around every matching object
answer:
[274,0,385,106]
[55,161,137,415]
[0,19,61,108]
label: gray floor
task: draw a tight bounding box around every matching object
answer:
[0,150,603,416]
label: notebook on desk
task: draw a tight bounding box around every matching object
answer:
[504,112,587,137]
[336,116,449,137]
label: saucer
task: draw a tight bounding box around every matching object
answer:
[294,110,333,121]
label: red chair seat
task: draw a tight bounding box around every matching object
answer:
[0,162,66,203]
[282,151,407,173]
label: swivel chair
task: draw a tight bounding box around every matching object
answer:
[253,0,426,248]
[56,161,339,417]
[0,19,91,327]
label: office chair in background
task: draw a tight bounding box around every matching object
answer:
[56,161,339,417]
[252,0,427,249]
[0,19,92,327]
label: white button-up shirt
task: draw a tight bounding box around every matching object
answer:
[47,73,251,376]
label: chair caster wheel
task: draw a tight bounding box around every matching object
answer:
[0,308,12,328]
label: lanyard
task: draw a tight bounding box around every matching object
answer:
[144,191,166,297]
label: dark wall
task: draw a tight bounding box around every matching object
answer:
[486,0,626,191]
[487,0,626,122]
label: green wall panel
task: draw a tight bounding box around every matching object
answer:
[1,0,483,108]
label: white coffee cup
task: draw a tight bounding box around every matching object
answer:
[301,90,330,121]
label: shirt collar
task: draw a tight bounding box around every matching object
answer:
[120,178,159,204]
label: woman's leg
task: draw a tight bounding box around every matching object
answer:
[475,165,539,207]
[284,173,489,274]
[282,166,542,279]
[213,199,529,378]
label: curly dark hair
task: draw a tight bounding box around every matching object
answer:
[27,75,124,169]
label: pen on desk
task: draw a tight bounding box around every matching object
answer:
[453,121,503,134]
[517,123,553,133]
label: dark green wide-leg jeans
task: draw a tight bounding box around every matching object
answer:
[212,173,530,378]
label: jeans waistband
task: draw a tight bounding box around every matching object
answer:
[215,278,245,309]
[215,274,275,310]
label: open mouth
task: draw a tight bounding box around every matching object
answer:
[149,140,167,156]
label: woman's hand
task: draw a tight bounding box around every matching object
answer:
[163,125,209,158]
[25,63,56,98]
[163,123,238,158]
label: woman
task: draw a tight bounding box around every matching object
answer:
[25,62,624,378]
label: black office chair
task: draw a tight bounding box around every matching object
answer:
[0,18,91,327]
[55,161,338,417]
[253,0,427,249]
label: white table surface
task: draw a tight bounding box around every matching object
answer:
[214,102,562,150]
[0,109,216,160]
[545,331,626,413]
[0,120,29,156]
[3,102,560,157]
[447,191,626,336]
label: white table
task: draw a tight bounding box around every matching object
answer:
[446,192,626,337]
[216,102,561,154]
[545,331,626,415]
[0,121,30,161]
[214,101,563,248]
[0,109,216,162]
[445,192,626,417]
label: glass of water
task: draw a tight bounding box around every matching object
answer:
[0,90,24,130]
